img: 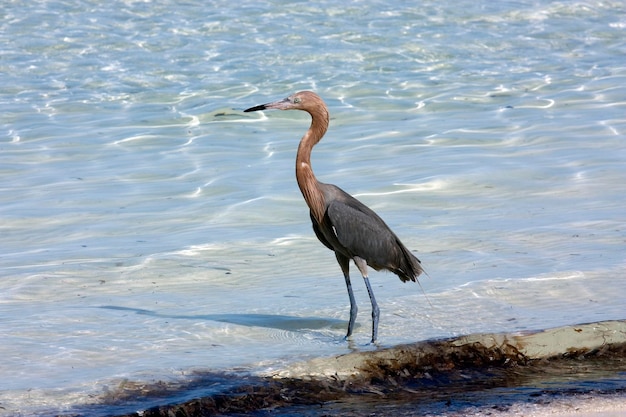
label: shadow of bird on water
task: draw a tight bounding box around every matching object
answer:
[100,305,348,332]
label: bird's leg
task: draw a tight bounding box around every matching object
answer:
[363,276,379,343]
[336,253,357,339]
[353,256,380,343]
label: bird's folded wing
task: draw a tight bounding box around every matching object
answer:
[326,200,401,269]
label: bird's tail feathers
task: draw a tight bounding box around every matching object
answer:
[397,245,424,282]
[397,247,433,308]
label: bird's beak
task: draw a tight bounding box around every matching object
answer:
[244,97,290,113]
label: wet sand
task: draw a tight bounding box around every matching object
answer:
[482,393,626,417]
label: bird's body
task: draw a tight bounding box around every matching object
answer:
[244,91,424,342]
[311,182,423,283]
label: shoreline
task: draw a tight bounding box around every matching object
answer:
[109,320,626,417]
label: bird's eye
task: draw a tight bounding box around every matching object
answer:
[293,97,301,103]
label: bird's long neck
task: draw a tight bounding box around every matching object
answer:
[296,105,329,224]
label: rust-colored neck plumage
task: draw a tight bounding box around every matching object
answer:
[295,95,330,224]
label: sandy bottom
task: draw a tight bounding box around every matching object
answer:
[451,392,626,417]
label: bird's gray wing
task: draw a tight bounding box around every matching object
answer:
[325,199,402,271]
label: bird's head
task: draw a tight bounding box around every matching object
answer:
[244,91,323,113]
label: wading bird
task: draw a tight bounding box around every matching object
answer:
[244,91,424,342]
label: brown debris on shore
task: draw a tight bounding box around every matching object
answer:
[112,320,626,417]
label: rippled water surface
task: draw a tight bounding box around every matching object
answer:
[1,0,625,415]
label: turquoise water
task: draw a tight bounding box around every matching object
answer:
[1,0,625,414]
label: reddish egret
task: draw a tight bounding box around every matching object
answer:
[244,91,424,342]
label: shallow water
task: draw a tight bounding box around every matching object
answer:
[1,0,625,415]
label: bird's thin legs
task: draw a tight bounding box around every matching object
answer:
[343,273,358,338]
[362,277,379,343]
[336,254,358,339]
[354,256,380,343]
